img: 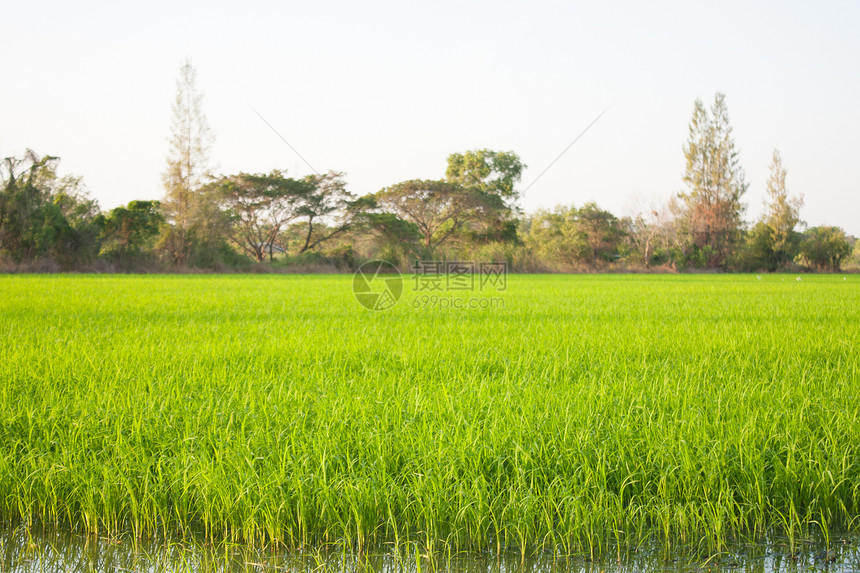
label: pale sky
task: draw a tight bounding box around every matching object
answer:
[2,1,858,234]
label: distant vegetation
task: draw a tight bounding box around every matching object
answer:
[1,63,856,274]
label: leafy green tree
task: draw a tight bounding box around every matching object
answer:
[95,200,163,261]
[48,175,101,264]
[446,149,525,203]
[293,171,356,253]
[446,149,525,243]
[739,150,804,272]
[739,222,777,271]
[524,206,587,267]
[0,150,99,265]
[576,202,627,266]
[208,170,309,262]
[799,226,852,271]
[524,202,625,268]
[852,238,860,268]
[679,93,748,267]
[374,179,505,251]
[353,209,422,263]
[1,151,57,261]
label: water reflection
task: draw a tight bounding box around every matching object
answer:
[1,522,858,572]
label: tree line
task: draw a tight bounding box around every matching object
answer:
[1,64,856,273]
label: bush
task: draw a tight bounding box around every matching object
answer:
[798,226,852,271]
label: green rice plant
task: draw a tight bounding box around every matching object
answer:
[0,273,858,556]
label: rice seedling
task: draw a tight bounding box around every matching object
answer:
[0,273,858,557]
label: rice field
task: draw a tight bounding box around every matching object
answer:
[0,273,858,558]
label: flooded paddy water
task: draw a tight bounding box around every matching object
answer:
[2,523,859,573]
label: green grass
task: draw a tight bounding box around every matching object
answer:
[0,273,858,557]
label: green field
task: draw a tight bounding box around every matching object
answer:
[1,274,858,557]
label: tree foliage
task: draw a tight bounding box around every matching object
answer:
[524,202,626,268]
[3,88,856,273]
[293,171,356,253]
[739,150,805,272]
[625,204,680,268]
[762,149,804,267]
[679,93,747,267]
[209,171,309,262]
[445,149,525,203]
[799,226,852,271]
[524,206,586,266]
[0,150,100,265]
[446,149,525,244]
[96,201,163,261]
[160,60,216,265]
[374,179,505,251]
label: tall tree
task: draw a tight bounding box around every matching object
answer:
[762,149,803,267]
[679,93,748,267]
[160,59,215,264]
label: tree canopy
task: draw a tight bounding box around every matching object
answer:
[1,83,855,274]
[374,179,506,251]
[679,93,748,267]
